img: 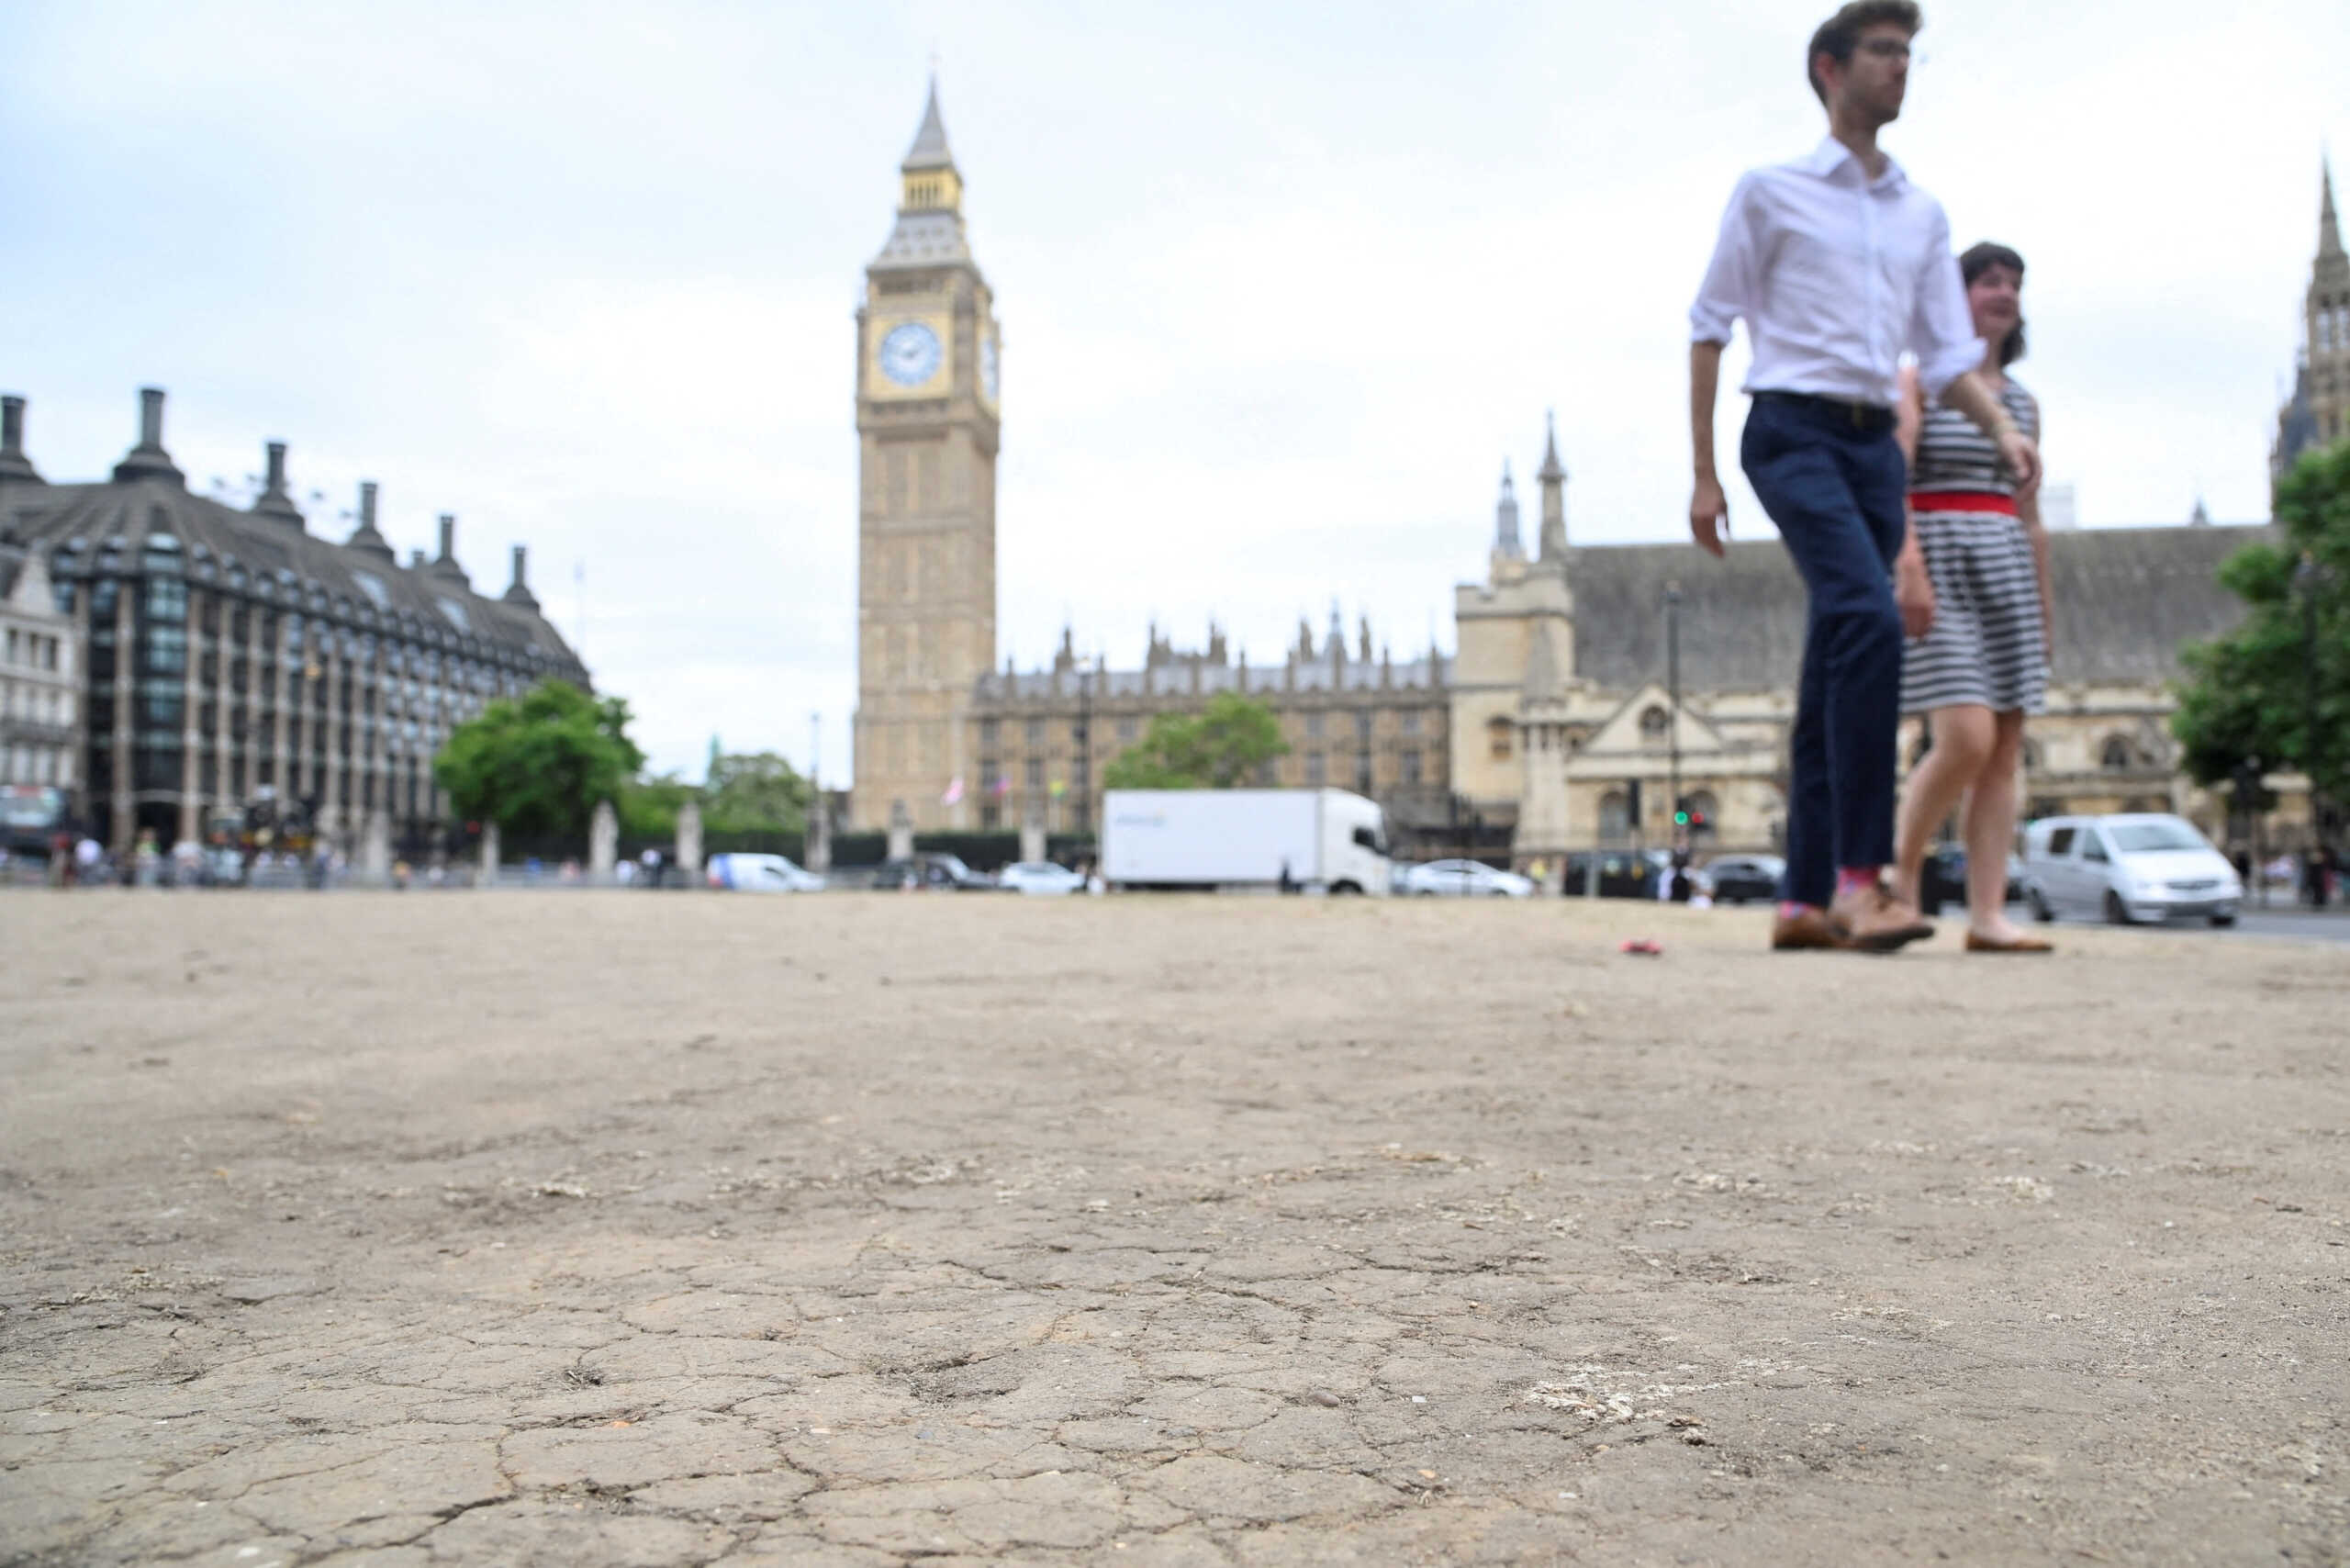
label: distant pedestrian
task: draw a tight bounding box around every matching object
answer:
[1687,0,2039,952]
[1888,240,2054,954]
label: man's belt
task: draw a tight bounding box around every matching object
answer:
[1753,390,1895,433]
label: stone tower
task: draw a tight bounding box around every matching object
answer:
[853,81,1002,832]
[2276,159,2348,483]
[1450,416,1575,826]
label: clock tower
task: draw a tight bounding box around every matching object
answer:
[853,81,1002,832]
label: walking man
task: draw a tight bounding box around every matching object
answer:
[1687,0,2039,951]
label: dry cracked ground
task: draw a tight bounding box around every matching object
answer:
[1,891,2345,1567]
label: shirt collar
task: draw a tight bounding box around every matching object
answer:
[1802,135,1908,192]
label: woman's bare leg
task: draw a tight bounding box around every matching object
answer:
[1893,704,1994,909]
[1962,710,2030,941]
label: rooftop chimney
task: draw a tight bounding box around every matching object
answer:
[408,548,428,570]
[251,439,305,528]
[430,513,470,587]
[501,543,541,610]
[0,395,41,485]
[346,480,396,561]
[111,386,186,487]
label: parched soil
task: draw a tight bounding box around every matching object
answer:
[0,890,2344,1567]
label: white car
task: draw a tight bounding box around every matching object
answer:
[1399,858,1536,898]
[706,852,826,892]
[2020,813,2241,926]
[997,860,1086,896]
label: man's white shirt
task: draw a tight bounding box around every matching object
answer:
[1690,137,1982,408]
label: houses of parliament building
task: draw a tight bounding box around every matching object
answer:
[850,93,2337,859]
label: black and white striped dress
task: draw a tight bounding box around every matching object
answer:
[1899,379,2048,716]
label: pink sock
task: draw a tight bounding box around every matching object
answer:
[1836,867,1881,899]
[1778,901,1821,920]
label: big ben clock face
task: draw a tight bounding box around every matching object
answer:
[878,321,943,387]
[980,335,1000,404]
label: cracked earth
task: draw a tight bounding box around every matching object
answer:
[1,892,2345,1566]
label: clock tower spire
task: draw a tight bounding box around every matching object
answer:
[852,79,1002,832]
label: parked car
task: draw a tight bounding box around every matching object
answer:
[1560,849,1671,900]
[1399,858,1536,898]
[1694,854,1784,905]
[1917,846,2031,914]
[706,852,825,892]
[2020,813,2242,926]
[856,852,999,891]
[998,860,1086,896]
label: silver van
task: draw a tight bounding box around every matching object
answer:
[2020,813,2242,927]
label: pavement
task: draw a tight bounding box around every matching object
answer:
[2,892,2345,1567]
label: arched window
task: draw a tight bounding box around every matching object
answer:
[2100,736,2135,771]
[1598,790,1630,841]
[1639,704,1670,742]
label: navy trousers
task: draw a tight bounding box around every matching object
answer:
[1740,395,1909,909]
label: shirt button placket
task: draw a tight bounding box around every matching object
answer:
[1862,186,1883,394]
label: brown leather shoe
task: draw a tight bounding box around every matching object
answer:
[1830,883,1935,952]
[1770,906,1850,951]
[1964,930,2053,954]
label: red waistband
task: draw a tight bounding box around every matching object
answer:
[1908,489,2018,515]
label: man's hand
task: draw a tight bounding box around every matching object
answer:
[1895,555,1936,638]
[1690,474,1729,558]
[1998,430,2042,492]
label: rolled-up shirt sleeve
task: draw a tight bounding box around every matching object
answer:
[1908,202,1985,396]
[1689,174,1758,344]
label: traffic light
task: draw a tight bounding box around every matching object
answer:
[1626,779,1643,825]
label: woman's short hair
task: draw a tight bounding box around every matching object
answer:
[1960,241,2027,366]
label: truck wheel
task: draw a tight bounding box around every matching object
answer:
[2103,890,2134,925]
[1331,881,1363,896]
[2208,913,2236,928]
[2028,888,2053,924]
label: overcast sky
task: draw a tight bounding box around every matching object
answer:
[6,1,2344,782]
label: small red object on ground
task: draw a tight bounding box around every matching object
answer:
[1619,938,1663,957]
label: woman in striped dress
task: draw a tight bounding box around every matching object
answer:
[1890,241,2055,952]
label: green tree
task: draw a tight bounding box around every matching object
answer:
[1103,692,1291,790]
[703,751,813,834]
[435,680,645,839]
[619,773,694,841]
[2173,440,2350,817]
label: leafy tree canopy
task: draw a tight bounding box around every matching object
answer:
[620,773,694,841]
[703,751,813,834]
[1102,692,1291,790]
[435,680,644,839]
[2173,440,2350,814]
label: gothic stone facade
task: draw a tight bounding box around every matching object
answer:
[1451,431,2280,863]
[0,387,586,854]
[2273,162,2349,483]
[965,618,1451,840]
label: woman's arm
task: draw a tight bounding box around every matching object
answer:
[1892,364,1934,638]
[2017,398,2053,665]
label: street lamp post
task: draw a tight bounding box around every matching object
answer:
[2295,553,2333,872]
[1665,581,1684,851]
[1075,655,1097,845]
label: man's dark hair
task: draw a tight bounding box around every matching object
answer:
[1807,0,1923,104]
[1960,241,2027,365]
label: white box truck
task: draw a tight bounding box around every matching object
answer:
[1101,789,1392,895]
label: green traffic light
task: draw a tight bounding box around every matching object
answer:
[1673,811,1690,824]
